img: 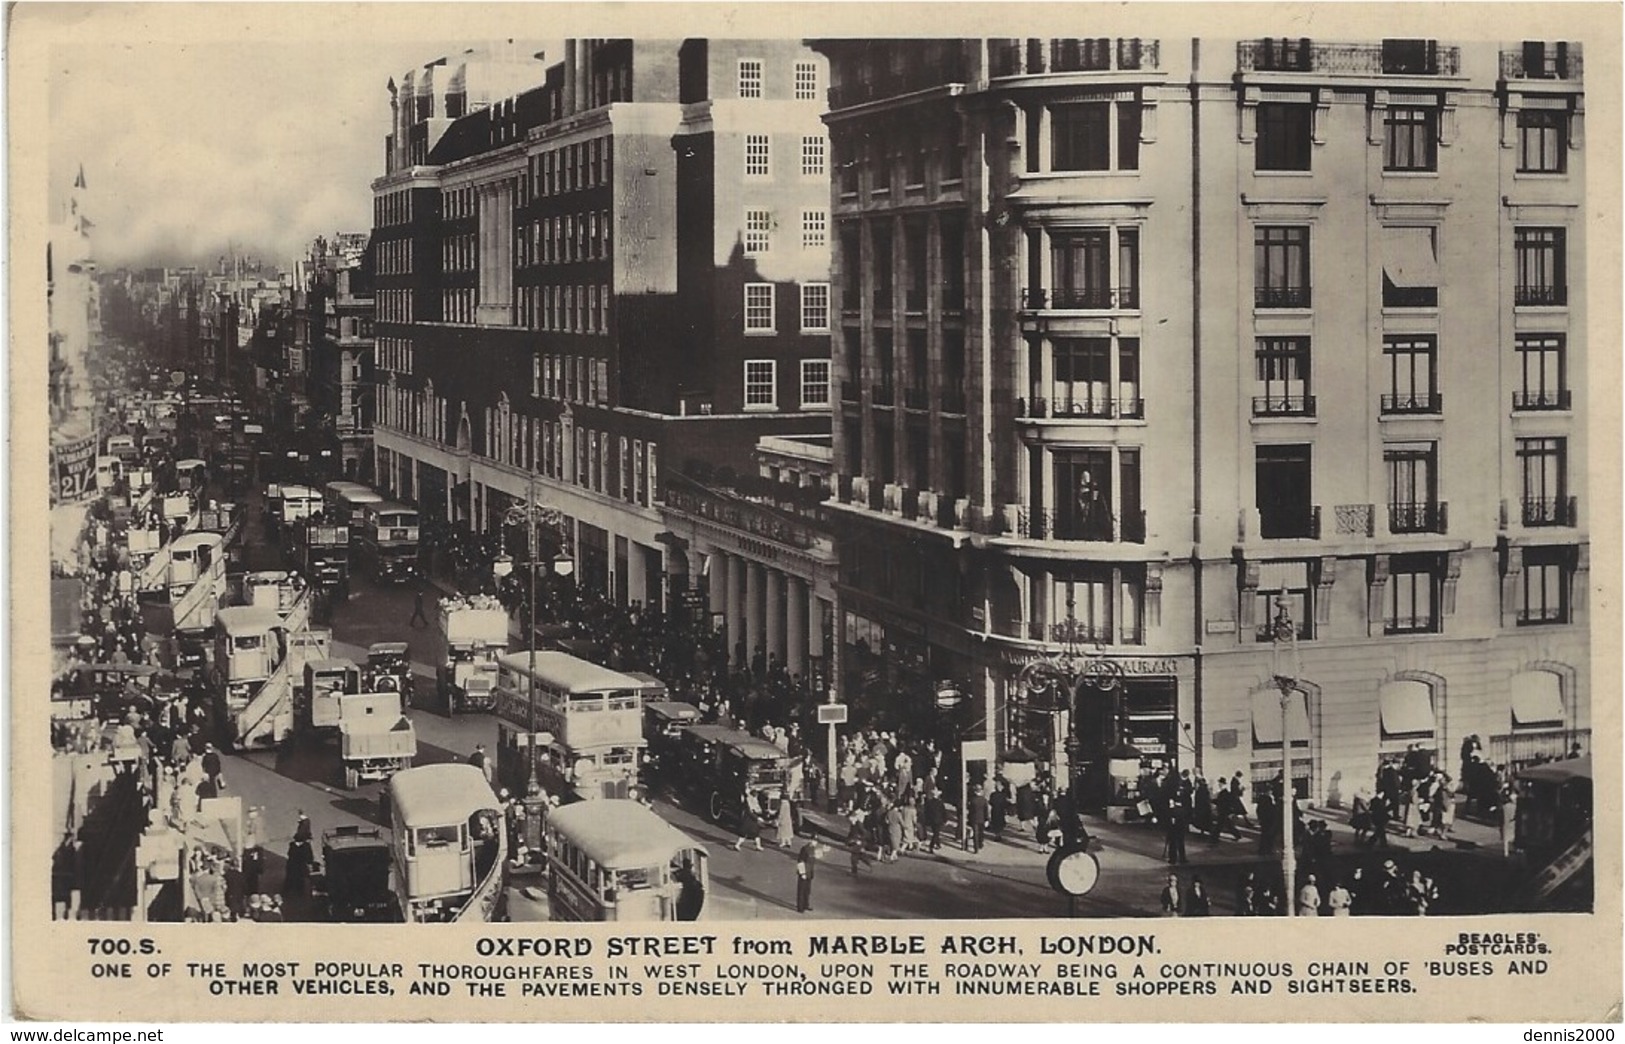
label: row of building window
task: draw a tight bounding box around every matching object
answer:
[442,288,476,325]
[516,283,612,334]
[744,282,829,334]
[737,58,821,101]
[835,121,967,198]
[1253,225,1566,309]
[376,336,413,374]
[374,190,413,228]
[743,207,829,255]
[525,137,612,202]
[377,288,413,323]
[377,384,447,446]
[377,238,413,276]
[517,210,612,267]
[532,353,611,407]
[1252,100,1571,175]
[742,133,829,179]
[742,358,831,411]
[442,185,477,221]
[1244,332,1570,417]
[441,232,476,274]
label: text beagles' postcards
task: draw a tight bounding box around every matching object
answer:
[10,1,1622,1024]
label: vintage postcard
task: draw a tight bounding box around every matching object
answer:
[8,1,1621,1024]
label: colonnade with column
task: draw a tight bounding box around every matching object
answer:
[701,547,830,679]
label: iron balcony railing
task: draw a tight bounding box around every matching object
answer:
[1009,506,1146,544]
[1017,395,1143,420]
[903,387,930,410]
[989,38,1161,78]
[1515,285,1567,307]
[1513,389,1571,411]
[1253,394,1317,418]
[1024,286,1140,311]
[940,388,967,415]
[1522,495,1578,527]
[1383,285,1438,309]
[839,380,861,405]
[1256,285,1312,309]
[1237,39,1460,77]
[1381,392,1442,415]
[1500,43,1582,81]
[872,383,895,407]
[1388,501,1449,535]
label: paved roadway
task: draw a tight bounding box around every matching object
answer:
[218,487,1522,920]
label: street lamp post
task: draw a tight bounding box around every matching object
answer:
[501,468,562,791]
[1018,598,1126,805]
[1269,590,1303,917]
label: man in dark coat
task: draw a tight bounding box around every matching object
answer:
[922,788,948,853]
[795,842,821,913]
[966,784,989,853]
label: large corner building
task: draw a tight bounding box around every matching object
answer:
[811,38,1588,812]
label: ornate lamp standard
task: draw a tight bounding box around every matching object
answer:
[499,468,569,789]
[1268,590,1303,916]
[1017,599,1127,801]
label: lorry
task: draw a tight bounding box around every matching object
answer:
[437,595,510,715]
[299,657,361,736]
[363,642,414,705]
[338,691,417,790]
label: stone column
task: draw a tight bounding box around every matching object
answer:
[766,568,787,667]
[786,575,808,677]
[707,550,727,625]
[725,554,745,665]
[745,560,765,664]
[626,538,647,609]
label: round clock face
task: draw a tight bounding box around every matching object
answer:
[1046,845,1100,897]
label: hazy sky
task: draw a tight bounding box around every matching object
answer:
[48,31,550,270]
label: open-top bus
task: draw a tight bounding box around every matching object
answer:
[544,799,708,922]
[492,650,646,801]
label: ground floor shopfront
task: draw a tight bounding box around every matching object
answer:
[374,427,674,611]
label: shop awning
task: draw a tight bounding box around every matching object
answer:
[1252,687,1311,746]
[1510,671,1566,727]
[1382,227,1439,289]
[1379,680,1436,738]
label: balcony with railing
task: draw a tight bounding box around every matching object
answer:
[1253,394,1317,418]
[1513,389,1572,411]
[1237,39,1460,77]
[940,387,967,415]
[1260,505,1321,540]
[905,289,927,314]
[1521,495,1578,528]
[872,382,895,407]
[1515,284,1567,307]
[989,38,1161,79]
[1381,392,1443,416]
[1500,43,1582,82]
[1016,394,1143,421]
[903,387,930,411]
[1255,285,1312,309]
[1004,505,1146,544]
[839,379,861,405]
[1388,501,1448,535]
[1024,286,1139,311]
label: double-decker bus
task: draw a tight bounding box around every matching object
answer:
[357,500,420,583]
[323,480,382,527]
[492,651,646,802]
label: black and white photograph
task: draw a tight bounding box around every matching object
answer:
[11,1,1620,1025]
